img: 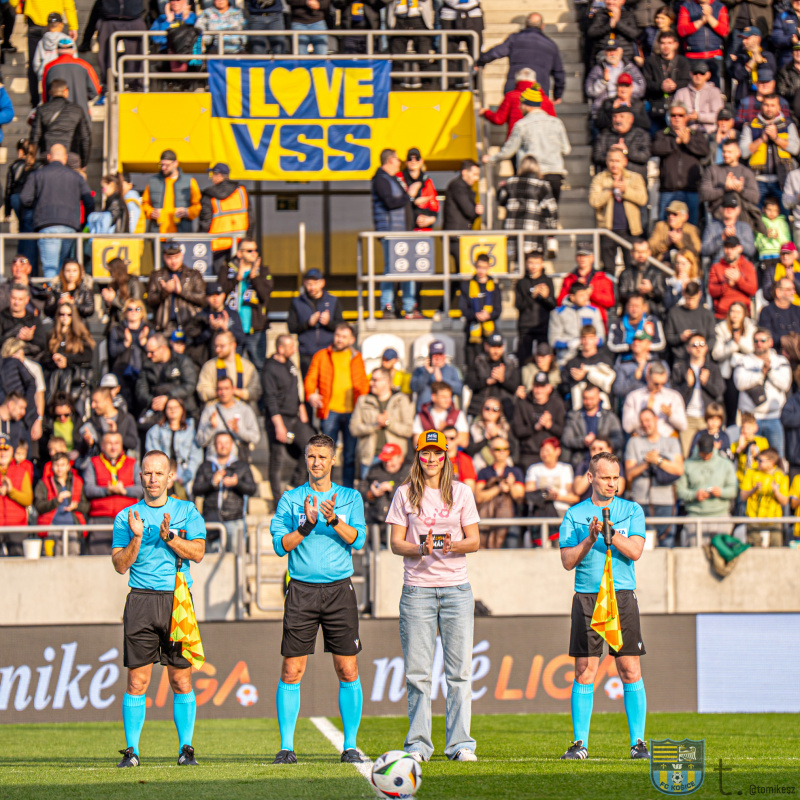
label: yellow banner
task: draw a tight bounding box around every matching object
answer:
[91,239,144,279]
[458,234,508,274]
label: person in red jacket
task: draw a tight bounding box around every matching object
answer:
[304,323,369,488]
[556,242,616,330]
[397,147,439,233]
[479,69,556,143]
[0,434,33,555]
[708,235,758,319]
[34,451,89,555]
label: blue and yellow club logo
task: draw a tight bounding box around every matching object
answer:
[650,739,705,795]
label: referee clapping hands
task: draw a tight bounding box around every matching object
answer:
[304,494,339,527]
[129,509,144,538]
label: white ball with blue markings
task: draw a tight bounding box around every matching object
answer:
[370,750,422,798]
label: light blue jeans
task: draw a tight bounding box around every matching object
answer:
[291,20,327,55]
[37,225,75,279]
[757,417,785,459]
[399,583,476,760]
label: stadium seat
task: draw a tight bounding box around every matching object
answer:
[360,333,407,374]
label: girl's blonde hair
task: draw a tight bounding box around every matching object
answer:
[402,446,455,514]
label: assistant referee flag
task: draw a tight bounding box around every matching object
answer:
[590,550,623,650]
[170,571,205,669]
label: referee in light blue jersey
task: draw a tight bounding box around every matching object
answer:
[558,451,650,762]
[269,433,367,765]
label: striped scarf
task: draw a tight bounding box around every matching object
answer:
[468,278,495,344]
[217,354,244,389]
[100,453,127,485]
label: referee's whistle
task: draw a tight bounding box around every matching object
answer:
[601,507,614,548]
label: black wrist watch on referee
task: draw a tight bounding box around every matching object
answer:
[327,514,340,529]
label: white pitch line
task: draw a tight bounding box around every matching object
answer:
[309,716,381,795]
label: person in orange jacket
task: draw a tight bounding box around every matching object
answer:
[304,323,369,488]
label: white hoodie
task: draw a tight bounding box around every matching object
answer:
[732,349,792,419]
[33,31,69,80]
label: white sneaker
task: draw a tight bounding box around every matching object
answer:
[452,749,477,762]
[407,751,426,763]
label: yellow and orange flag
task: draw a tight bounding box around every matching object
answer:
[590,550,623,651]
[170,571,205,669]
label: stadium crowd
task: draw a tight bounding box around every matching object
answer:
[2,0,800,556]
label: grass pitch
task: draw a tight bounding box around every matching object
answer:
[0,713,794,799]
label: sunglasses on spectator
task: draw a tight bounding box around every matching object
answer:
[127,306,143,312]
[240,248,257,253]
[55,413,71,420]
[492,446,510,452]
[754,337,770,344]
[671,111,686,117]
[58,311,73,318]
[689,342,706,348]
[13,257,29,264]
[484,405,500,412]
[407,156,421,162]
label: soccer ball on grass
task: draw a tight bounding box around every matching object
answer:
[370,750,422,799]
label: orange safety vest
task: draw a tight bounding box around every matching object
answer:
[209,187,249,251]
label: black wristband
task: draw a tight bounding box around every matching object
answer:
[327,514,339,528]
[298,518,315,537]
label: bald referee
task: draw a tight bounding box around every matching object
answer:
[558,451,649,761]
[270,433,367,765]
[111,450,206,768]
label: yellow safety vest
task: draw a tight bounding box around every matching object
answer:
[209,186,249,251]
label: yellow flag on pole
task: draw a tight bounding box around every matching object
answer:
[170,571,205,669]
[590,549,623,651]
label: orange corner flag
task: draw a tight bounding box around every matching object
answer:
[170,571,205,669]
[590,550,623,651]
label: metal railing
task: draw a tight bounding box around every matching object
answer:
[356,228,675,326]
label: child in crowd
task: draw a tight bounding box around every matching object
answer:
[688,402,731,457]
[755,196,791,286]
[730,413,769,485]
[739,448,789,547]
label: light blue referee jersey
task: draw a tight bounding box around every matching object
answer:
[270,482,367,584]
[558,495,646,593]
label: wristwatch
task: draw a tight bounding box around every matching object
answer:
[164,530,175,541]
[327,515,340,528]
[657,456,664,466]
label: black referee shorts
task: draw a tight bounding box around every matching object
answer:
[281,577,362,658]
[123,589,191,670]
[569,590,646,659]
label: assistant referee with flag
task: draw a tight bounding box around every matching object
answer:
[111,450,207,768]
[558,451,649,761]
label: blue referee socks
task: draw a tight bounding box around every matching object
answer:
[173,691,197,752]
[276,680,301,751]
[623,679,647,746]
[122,693,146,756]
[571,681,594,747]
[338,678,363,751]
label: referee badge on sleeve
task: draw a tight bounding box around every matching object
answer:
[299,513,307,528]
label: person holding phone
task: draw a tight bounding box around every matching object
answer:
[386,429,481,763]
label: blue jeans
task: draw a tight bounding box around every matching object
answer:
[380,238,416,314]
[399,583,476,760]
[249,13,286,55]
[37,225,75,279]
[757,418,785,459]
[757,180,785,215]
[320,411,356,487]
[243,330,266,372]
[651,503,676,548]
[291,20,327,55]
[659,191,699,227]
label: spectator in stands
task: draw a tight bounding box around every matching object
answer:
[136,333,199,427]
[773,0,800,69]
[305,323,368,488]
[466,397,513,471]
[79,385,138,459]
[150,0,198,51]
[701,193,756,264]
[561,384,623,471]
[587,4,641,67]
[649,200,702,266]
[712,301,756,423]
[287,269,343,377]
[676,0,728,85]
[525,338,561,393]
[87,173,130,236]
[333,0,382,55]
[0,254,47,314]
[549,281,606,367]
[613,329,670,399]
[144,397,202,496]
[34,450,87,555]
[560,324,616,411]
[487,89,571,205]
[460,252,502,362]
[20,143,94,279]
[671,332,725,453]
[608,294,667,356]
[756,201,792,284]
[0,392,27,450]
[244,0,287,55]
[44,258,94,320]
[196,375,259,458]
[699,138,762,230]
[764,242,800,303]
[108,297,150,414]
[732,412,769,485]
[443,425,477,493]
[733,327,792,456]
[625,407,684,546]
[622,362,688,436]
[82,431,141,554]
[410,340,463,412]
[199,164,250,271]
[557,243,616,328]
[261,335,313,507]
[525,437,578,524]
[478,13,565,100]
[676,432,737,542]
[33,13,66,82]
[740,447,789,547]
[193,431,256,552]
[0,285,47,359]
[95,0,147,93]
[216,240,272,371]
[688,401,730,455]
[652,102,709,224]
[379,349,411,396]
[197,330,260,406]
[740,93,800,208]
[26,3,78,107]
[593,105,651,184]
[665,280,716,361]
[514,251,555,364]
[350,367,414,479]
[759,276,800,345]
[198,0,246,53]
[412,380,468,448]
[100,258,144,326]
[512,371,566,470]
[141,150,202,234]
[618,239,667,317]
[643,30,691,130]
[362,443,406,540]
[443,159,483,275]
[0,433,33,554]
[727,26,776,106]
[777,42,800,119]
[31,80,90,167]
[708,236,758,320]
[43,299,94,403]
[711,105,736,164]
[145,241,207,335]
[594,69,651,133]
[672,60,723,136]
[289,0,329,56]
[465,332,520,417]
[639,5,675,58]
[384,0,433,89]
[588,147,648,272]
[735,67,791,132]
[0,340,38,438]
[475,436,524,549]
[41,37,101,118]
[184,281,244,366]
[586,46,645,119]
[398,148,439,232]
